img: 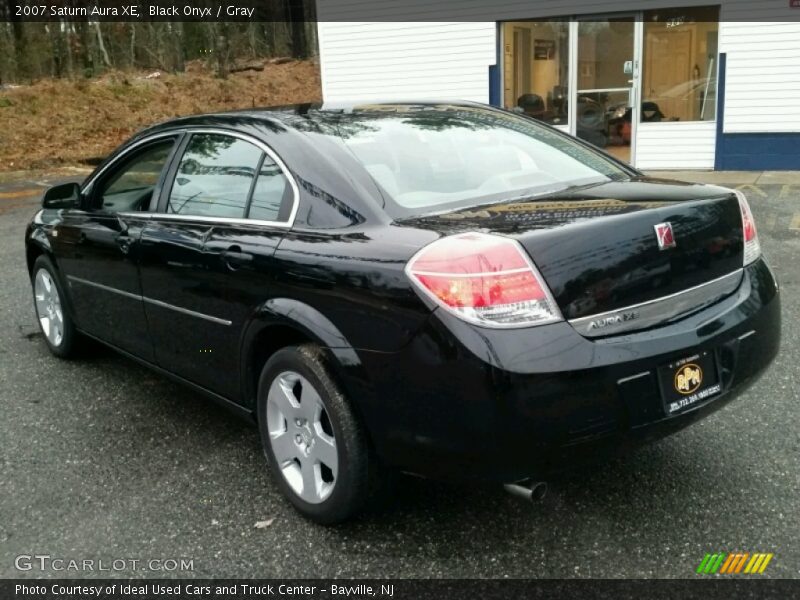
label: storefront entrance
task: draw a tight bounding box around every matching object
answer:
[502,7,719,168]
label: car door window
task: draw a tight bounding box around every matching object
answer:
[168,133,262,218]
[247,156,291,222]
[97,140,175,212]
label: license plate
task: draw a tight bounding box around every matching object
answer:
[658,351,721,416]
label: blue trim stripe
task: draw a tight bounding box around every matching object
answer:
[719,134,800,171]
[489,23,502,107]
[714,53,726,171]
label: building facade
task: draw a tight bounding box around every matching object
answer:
[316,1,800,170]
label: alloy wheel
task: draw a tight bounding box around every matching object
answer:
[266,371,338,504]
[34,268,64,347]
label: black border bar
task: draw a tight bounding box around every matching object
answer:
[4,0,800,22]
[4,579,800,600]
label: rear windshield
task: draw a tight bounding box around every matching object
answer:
[313,105,630,219]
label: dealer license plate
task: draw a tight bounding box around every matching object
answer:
[658,351,721,416]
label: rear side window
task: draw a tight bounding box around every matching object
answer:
[248,157,291,222]
[168,134,262,218]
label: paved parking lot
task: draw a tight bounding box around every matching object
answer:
[1,171,798,578]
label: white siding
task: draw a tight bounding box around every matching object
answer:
[718,20,800,133]
[317,22,495,102]
[636,122,717,170]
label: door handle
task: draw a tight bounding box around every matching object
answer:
[116,227,134,254]
[221,245,253,269]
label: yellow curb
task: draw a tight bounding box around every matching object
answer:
[0,188,41,199]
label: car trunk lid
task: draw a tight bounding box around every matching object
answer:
[398,178,745,335]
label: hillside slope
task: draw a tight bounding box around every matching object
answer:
[0,60,321,171]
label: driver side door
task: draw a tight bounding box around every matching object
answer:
[52,134,182,361]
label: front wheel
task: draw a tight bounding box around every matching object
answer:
[31,255,81,358]
[257,344,381,524]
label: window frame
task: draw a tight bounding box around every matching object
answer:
[82,133,181,214]
[641,5,720,124]
[156,128,299,228]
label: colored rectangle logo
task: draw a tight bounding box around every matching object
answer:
[697,552,774,575]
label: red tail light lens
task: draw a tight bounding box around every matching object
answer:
[405,232,562,328]
[736,191,761,265]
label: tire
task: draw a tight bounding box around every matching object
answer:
[257,344,380,524]
[30,255,81,359]
[577,98,605,131]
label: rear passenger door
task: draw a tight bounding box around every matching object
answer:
[137,130,296,402]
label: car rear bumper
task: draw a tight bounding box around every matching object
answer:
[344,259,781,483]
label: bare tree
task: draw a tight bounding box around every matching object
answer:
[93,21,112,68]
[128,23,136,69]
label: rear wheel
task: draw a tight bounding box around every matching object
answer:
[257,344,380,523]
[31,255,80,358]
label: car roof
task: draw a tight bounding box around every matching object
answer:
[135,100,493,137]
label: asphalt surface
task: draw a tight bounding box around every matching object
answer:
[0,172,798,579]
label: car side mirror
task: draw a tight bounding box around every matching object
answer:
[42,183,81,209]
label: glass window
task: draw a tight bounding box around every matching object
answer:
[576,18,636,161]
[97,140,175,212]
[247,157,291,222]
[168,133,262,218]
[643,6,719,122]
[315,105,629,219]
[503,21,569,127]
[578,19,635,91]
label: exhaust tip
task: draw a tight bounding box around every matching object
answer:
[530,481,547,501]
[503,481,548,503]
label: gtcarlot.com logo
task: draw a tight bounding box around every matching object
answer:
[14,554,194,572]
[696,552,774,575]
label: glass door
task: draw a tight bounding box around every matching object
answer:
[573,16,641,164]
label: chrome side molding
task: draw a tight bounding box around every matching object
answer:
[66,275,232,326]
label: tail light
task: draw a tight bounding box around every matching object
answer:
[736,191,761,266]
[405,232,562,328]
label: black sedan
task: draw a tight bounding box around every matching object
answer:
[25,102,780,523]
